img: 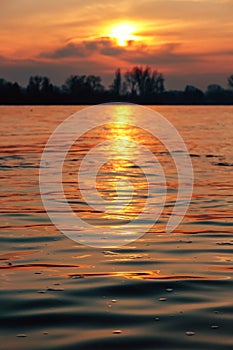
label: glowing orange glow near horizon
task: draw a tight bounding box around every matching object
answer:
[0,0,232,88]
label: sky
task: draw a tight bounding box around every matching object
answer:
[0,0,232,90]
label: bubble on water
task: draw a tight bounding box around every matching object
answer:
[211,325,219,329]
[37,290,46,294]
[71,274,84,279]
[46,287,64,292]
[103,251,119,256]
[185,331,195,336]
[16,334,27,338]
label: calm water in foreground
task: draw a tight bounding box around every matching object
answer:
[0,105,233,350]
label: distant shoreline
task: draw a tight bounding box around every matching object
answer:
[1,68,233,106]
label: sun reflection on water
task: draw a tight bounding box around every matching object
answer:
[64,106,152,229]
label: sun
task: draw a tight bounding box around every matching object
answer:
[108,23,139,46]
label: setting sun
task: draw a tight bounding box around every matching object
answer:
[108,23,139,46]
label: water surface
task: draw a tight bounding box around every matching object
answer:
[0,105,233,350]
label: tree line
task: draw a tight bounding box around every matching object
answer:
[0,66,232,105]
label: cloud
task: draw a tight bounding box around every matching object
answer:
[41,38,126,59]
[43,38,203,67]
[121,42,203,66]
[42,43,87,58]
[0,55,7,62]
[0,57,114,86]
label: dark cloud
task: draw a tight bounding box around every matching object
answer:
[41,38,125,59]
[41,42,88,59]
[40,38,203,67]
[121,42,203,65]
[208,49,233,56]
[0,37,232,91]
[0,57,113,86]
[0,55,7,62]
[39,38,233,74]
[85,37,125,55]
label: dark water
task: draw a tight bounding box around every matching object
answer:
[0,106,233,350]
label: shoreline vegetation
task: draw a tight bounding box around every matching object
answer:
[0,66,233,105]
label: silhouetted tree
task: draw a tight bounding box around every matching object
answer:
[160,90,185,105]
[0,78,21,103]
[0,70,233,105]
[124,66,164,97]
[63,75,85,97]
[27,76,50,94]
[110,68,122,96]
[62,74,104,102]
[205,84,233,104]
[228,75,233,88]
[206,84,223,93]
[0,79,11,98]
[26,76,54,103]
[184,85,204,104]
[86,75,103,93]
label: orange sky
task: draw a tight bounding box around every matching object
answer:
[0,0,232,89]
